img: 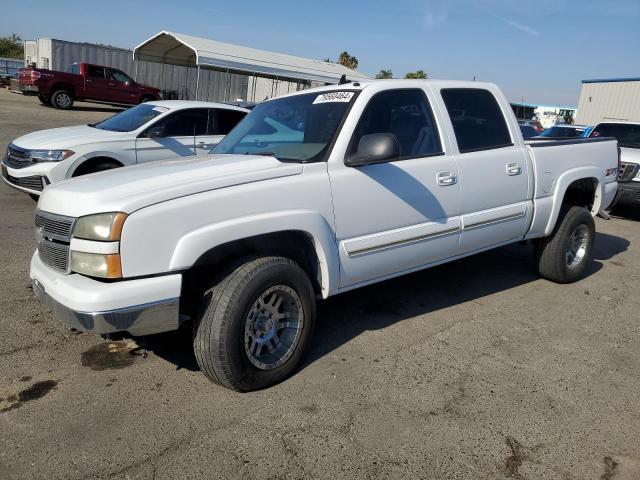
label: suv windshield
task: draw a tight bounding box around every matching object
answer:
[590,123,640,148]
[93,104,167,132]
[212,91,356,162]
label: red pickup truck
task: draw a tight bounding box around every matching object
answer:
[19,62,161,110]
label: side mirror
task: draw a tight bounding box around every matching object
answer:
[146,126,168,138]
[346,133,400,167]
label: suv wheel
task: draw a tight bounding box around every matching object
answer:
[51,90,74,109]
[193,256,316,392]
[537,206,595,283]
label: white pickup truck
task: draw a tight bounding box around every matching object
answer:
[30,80,619,391]
[2,101,248,199]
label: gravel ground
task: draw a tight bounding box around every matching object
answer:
[1,88,639,480]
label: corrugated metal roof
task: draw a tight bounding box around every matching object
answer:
[582,77,640,84]
[133,31,369,84]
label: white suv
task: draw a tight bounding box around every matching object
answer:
[2,100,248,198]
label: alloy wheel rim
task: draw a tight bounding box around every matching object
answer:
[244,285,304,370]
[565,224,589,269]
[58,94,70,107]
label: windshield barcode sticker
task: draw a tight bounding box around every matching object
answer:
[313,92,354,104]
[152,106,169,113]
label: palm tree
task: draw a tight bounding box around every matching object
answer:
[338,51,359,70]
[375,69,393,79]
[404,70,428,79]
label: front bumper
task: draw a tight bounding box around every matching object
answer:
[615,181,640,207]
[30,252,182,336]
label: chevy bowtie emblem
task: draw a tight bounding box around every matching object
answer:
[35,226,44,244]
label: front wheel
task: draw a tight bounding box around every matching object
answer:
[193,256,316,392]
[536,206,595,283]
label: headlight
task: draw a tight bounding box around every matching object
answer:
[70,251,122,278]
[28,149,75,162]
[73,212,127,241]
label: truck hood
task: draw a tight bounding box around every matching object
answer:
[12,125,124,150]
[37,154,304,217]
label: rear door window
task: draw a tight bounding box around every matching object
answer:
[441,88,512,153]
[151,109,209,136]
[87,65,105,78]
[212,109,248,135]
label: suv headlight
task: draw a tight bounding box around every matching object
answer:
[73,212,127,241]
[70,212,127,278]
[28,149,75,162]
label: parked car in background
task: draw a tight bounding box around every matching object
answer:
[2,101,248,198]
[518,119,543,133]
[19,62,161,109]
[590,121,640,207]
[533,124,590,139]
[520,124,539,139]
[30,79,618,391]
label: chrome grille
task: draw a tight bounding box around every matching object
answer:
[38,240,69,272]
[2,165,44,191]
[35,210,75,242]
[618,162,639,183]
[4,144,32,169]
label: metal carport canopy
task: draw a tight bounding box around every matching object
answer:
[133,31,369,84]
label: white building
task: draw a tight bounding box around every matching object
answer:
[576,77,640,125]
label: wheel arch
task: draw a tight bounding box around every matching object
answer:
[544,167,602,236]
[171,212,339,299]
[69,155,124,177]
[50,83,76,96]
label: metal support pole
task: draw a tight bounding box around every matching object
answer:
[196,65,201,100]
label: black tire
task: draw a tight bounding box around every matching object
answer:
[51,90,74,109]
[536,206,595,283]
[72,160,121,177]
[38,94,51,106]
[193,256,316,392]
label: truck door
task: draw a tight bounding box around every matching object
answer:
[107,68,137,105]
[136,108,209,163]
[437,87,531,253]
[83,65,110,101]
[329,88,462,289]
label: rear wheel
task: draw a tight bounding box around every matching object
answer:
[193,256,316,392]
[38,95,51,106]
[536,206,595,283]
[51,90,74,109]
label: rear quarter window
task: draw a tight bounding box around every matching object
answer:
[441,88,512,153]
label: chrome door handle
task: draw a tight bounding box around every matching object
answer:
[506,162,522,176]
[436,170,458,186]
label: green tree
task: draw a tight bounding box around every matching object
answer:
[0,33,24,59]
[337,51,358,70]
[375,69,393,79]
[404,70,428,79]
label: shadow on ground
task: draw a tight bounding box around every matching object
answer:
[146,232,628,373]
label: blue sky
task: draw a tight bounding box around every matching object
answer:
[2,0,639,106]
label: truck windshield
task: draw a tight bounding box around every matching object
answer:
[92,104,166,132]
[590,123,640,148]
[212,90,356,162]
